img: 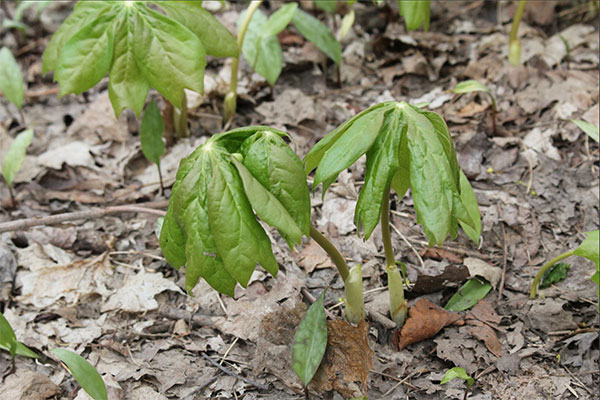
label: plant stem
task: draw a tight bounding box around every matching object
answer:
[381,183,395,269]
[530,250,575,299]
[157,164,165,195]
[8,185,16,209]
[509,1,527,42]
[224,0,263,123]
[508,0,526,65]
[309,225,349,282]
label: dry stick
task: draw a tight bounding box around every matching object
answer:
[0,201,168,233]
[200,352,269,390]
[497,205,508,300]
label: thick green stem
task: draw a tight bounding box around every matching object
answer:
[224,0,263,123]
[508,0,526,65]
[381,183,407,327]
[309,225,349,282]
[530,250,574,299]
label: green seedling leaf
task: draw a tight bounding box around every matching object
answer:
[0,312,18,358]
[441,367,474,387]
[0,47,24,109]
[292,289,328,386]
[159,127,311,295]
[315,0,338,13]
[571,119,599,143]
[292,8,342,65]
[540,262,570,288]
[452,79,490,95]
[157,1,238,58]
[140,100,165,165]
[51,348,107,400]
[338,9,355,41]
[398,0,431,31]
[445,278,492,312]
[2,129,33,187]
[239,9,283,86]
[261,3,298,38]
[0,341,39,359]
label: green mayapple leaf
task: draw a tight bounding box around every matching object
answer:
[160,127,311,295]
[573,230,599,271]
[157,1,238,58]
[239,9,283,86]
[109,10,150,118]
[292,8,341,65]
[51,348,107,400]
[305,101,479,245]
[2,129,34,187]
[42,1,110,74]
[140,99,165,166]
[293,288,328,387]
[133,3,205,108]
[55,9,117,97]
[0,47,24,109]
[398,0,431,31]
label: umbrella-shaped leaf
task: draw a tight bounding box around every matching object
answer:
[293,289,328,386]
[51,348,107,400]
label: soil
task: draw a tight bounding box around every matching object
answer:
[0,1,598,399]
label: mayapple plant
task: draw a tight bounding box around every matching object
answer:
[304,101,481,326]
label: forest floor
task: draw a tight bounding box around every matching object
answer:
[0,1,599,399]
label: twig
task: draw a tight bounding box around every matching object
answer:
[220,337,239,366]
[389,222,425,269]
[301,287,336,320]
[380,370,422,397]
[0,201,168,233]
[200,352,269,390]
[497,205,508,300]
[562,365,594,396]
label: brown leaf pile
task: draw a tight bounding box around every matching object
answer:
[396,298,463,350]
[310,319,373,398]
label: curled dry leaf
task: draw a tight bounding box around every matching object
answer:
[310,319,373,398]
[397,298,463,350]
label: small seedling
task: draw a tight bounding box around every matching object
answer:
[139,99,166,194]
[1,129,33,208]
[0,47,25,124]
[43,1,237,118]
[293,289,328,395]
[571,119,599,143]
[441,367,474,400]
[445,277,492,312]
[509,1,527,65]
[452,80,498,135]
[2,0,50,32]
[398,0,431,31]
[304,101,481,327]
[0,312,38,376]
[531,230,599,299]
[51,348,107,400]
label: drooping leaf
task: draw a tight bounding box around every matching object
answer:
[51,348,107,400]
[157,1,238,58]
[292,288,328,386]
[292,8,341,65]
[1,129,33,187]
[55,10,117,97]
[441,367,474,387]
[109,10,150,117]
[0,312,17,358]
[132,3,205,108]
[458,170,481,245]
[540,262,571,288]
[261,3,298,38]
[239,9,283,85]
[0,47,24,109]
[42,1,110,74]
[573,230,599,270]
[445,278,492,312]
[398,0,431,31]
[0,341,39,359]
[571,119,599,143]
[140,99,165,166]
[452,79,490,95]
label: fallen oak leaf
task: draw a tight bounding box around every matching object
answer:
[396,298,463,350]
[466,321,502,357]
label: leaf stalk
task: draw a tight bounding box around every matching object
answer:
[530,250,575,299]
[309,225,349,282]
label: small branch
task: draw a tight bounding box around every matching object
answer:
[309,225,349,282]
[200,352,269,390]
[0,201,168,233]
[530,250,575,299]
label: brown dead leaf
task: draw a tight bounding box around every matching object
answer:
[397,298,463,350]
[467,300,502,326]
[457,101,489,118]
[420,247,464,264]
[467,321,502,357]
[409,265,469,296]
[310,319,373,398]
[295,240,331,273]
[0,370,60,399]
